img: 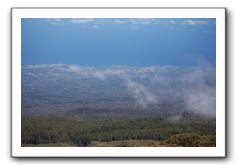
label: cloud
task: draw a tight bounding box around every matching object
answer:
[180,67,216,117]
[24,64,216,117]
[185,86,215,117]
[70,18,95,24]
[169,20,176,24]
[96,18,158,25]
[53,18,62,22]
[46,18,211,30]
[48,18,160,25]
[130,18,157,24]
[125,78,157,108]
[182,19,208,25]
[49,18,62,25]
[114,20,128,24]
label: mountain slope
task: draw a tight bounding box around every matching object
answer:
[22,64,216,118]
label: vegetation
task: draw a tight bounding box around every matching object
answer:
[165,133,215,147]
[21,113,216,147]
[89,140,178,147]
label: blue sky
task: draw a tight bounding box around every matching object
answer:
[22,18,216,67]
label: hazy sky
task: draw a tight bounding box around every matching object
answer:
[22,18,216,67]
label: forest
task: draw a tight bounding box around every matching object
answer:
[21,112,216,147]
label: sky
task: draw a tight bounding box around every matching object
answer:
[22,18,216,67]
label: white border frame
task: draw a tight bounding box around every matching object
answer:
[11,8,226,157]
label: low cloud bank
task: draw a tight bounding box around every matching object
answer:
[24,64,216,117]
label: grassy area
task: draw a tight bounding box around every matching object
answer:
[89,140,179,147]
[21,113,216,147]
[21,140,176,147]
[22,143,77,147]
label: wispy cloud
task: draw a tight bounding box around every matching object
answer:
[53,18,62,22]
[130,18,157,24]
[182,19,208,25]
[24,64,216,117]
[114,20,128,24]
[70,18,95,24]
[169,20,176,24]
[48,18,160,25]
[49,18,62,25]
[46,18,212,30]
[125,78,158,108]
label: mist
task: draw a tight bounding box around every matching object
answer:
[23,64,216,117]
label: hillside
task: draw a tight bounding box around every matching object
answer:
[21,64,216,147]
[22,64,216,118]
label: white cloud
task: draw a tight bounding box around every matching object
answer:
[114,20,128,24]
[125,79,157,108]
[47,18,210,28]
[169,20,176,24]
[70,18,95,24]
[53,18,62,22]
[130,18,157,24]
[46,18,211,28]
[25,64,216,116]
[182,19,208,25]
[185,87,216,117]
[69,18,159,25]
